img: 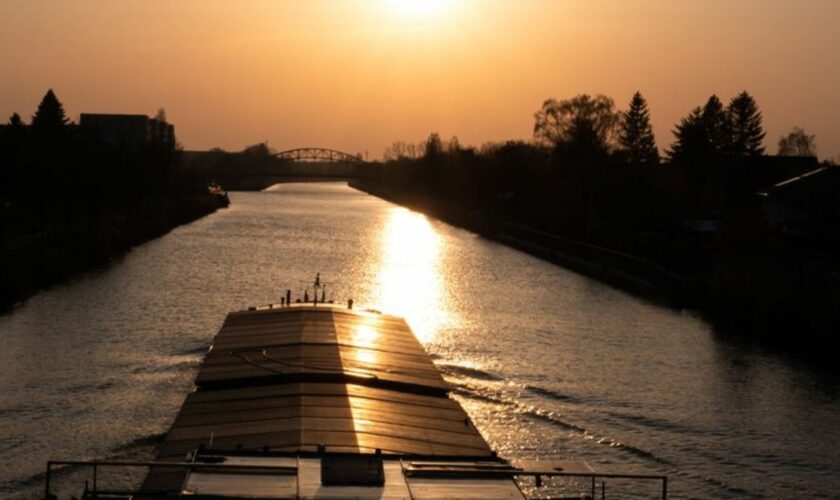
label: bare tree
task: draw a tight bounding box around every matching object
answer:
[533,94,619,152]
[423,132,444,158]
[383,141,408,161]
[778,127,816,157]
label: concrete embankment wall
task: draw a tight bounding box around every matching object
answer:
[0,194,228,309]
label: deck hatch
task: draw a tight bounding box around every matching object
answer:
[321,454,385,486]
[181,456,298,498]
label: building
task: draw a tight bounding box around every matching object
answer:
[757,165,840,244]
[80,113,174,152]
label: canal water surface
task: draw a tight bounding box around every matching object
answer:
[2,183,839,498]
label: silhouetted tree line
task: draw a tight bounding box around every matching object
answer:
[0,90,185,203]
[0,89,214,246]
[373,90,834,268]
[365,90,840,349]
[0,90,228,307]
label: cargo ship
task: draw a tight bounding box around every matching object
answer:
[44,279,668,499]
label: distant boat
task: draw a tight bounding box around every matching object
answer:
[208,182,230,206]
[208,182,226,196]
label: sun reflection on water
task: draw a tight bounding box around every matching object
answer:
[371,207,448,343]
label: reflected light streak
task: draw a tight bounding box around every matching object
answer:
[346,321,381,448]
[372,207,447,343]
[354,348,379,366]
[349,324,381,365]
[352,324,379,345]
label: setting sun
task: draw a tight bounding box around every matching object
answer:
[381,0,452,20]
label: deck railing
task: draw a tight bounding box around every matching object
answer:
[43,460,297,499]
[43,459,667,499]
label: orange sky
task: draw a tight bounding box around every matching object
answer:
[1,0,838,160]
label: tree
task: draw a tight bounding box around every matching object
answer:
[533,94,619,153]
[778,127,816,157]
[3,113,27,157]
[618,91,659,165]
[701,95,730,154]
[5,112,26,145]
[668,95,736,163]
[242,141,274,157]
[727,91,765,155]
[668,107,707,162]
[155,107,168,123]
[31,89,69,137]
[423,132,444,158]
[383,141,407,161]
[8,112,23,128]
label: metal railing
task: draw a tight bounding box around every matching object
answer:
[402,461,668,500]
[43,459,667,499]
[43,460,297,499]
[520,471,668,500]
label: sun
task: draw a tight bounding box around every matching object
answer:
[381,0,452,21]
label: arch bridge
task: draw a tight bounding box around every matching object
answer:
[219,147,372,189]
[274,148,364,164]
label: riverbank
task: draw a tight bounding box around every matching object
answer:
[0,193,229,309]
[350,179,701,303]
[350,179,839,364]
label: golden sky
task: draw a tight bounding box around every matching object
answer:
[1,0,838,160]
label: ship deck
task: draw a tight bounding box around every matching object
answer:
[141,304,495,494]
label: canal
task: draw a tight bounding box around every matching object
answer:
[2,183,838,498]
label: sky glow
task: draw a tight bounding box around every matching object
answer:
[381,0,453,21]
[1,0,838,160]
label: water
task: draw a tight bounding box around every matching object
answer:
[2,183,839,498]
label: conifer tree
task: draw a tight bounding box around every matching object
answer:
[8,112,23,127]
[669,95,740,163]
[668,107,707,163]
[6,113,25,144]
[618,91,659,165]
[31,89,69,137]
[701,95,730,154]
[727,91,765,155]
